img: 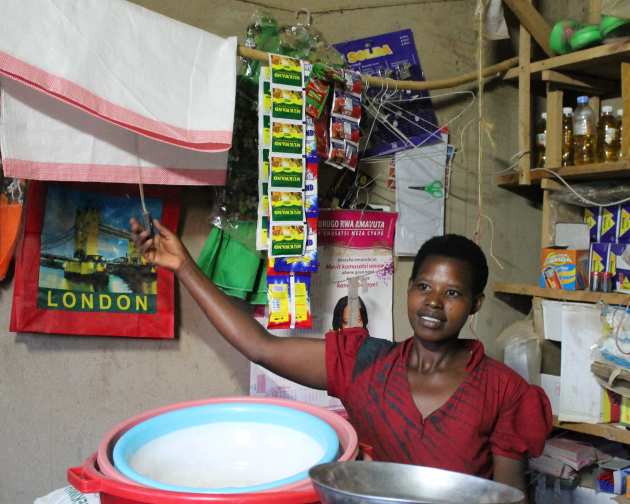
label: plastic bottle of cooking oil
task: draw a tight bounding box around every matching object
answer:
[535,112,547,167]
[598,105,620,162]
[562,107,574,166]
[618,108,625,160]
[573,96,596,165]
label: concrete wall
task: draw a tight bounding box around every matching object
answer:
[1,0,552,501]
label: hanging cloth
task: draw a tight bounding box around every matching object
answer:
[0,0,237,185]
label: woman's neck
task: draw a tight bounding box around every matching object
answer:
[409,336,465,374]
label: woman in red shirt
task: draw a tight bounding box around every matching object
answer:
[131,219,552,493]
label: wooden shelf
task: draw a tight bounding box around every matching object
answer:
[497,161,630,187]
[493,282,630,305]
[553,416,630,445]
[505,41,630,81]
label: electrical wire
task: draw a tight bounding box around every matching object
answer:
[533,167,630,207]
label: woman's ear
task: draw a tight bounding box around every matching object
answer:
[470,293,485,315]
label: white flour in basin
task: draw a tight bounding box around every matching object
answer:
[128,421,327,489]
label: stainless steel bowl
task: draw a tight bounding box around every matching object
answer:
[309,461,525,504]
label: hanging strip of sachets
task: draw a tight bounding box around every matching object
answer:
[325,69,362,172]
[256,55,319,329]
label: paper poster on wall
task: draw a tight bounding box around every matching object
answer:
[334,29,439,157]
[250,209,397,408]
[309,209,397,341]
[394,134,447,256]
[10,181,180,338]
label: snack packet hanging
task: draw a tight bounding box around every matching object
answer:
[259,66,272,115]
[269,217,318,273]
[343,142,359,171]
[270,222,307,257]
[256,214,269,251]
[270,190,305,222]
[258,67,272,148]
[259,179,269,217]
[271,120,305,155]
[327,140,346,170]
[292,273,312,329]
[331,116,360,143]
[267,272,291,329]
[305,116,317,157]
[332,93,361,120]
[342,69,363,96]
[304,159,319,218]
[269,54,304,88]
[271,87,305,122]
[270,154,305,189]
[305,75,331,119]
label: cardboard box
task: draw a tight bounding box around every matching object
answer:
[585,207,601,242]
[541,300,564,342]
[559,303,606,423]
[590,243,613,275]
[612,243,630,293]
[540,248,589,290]
[618,204,630,244]
[601,205,620,243]
[596,458,630,495]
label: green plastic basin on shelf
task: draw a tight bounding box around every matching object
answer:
[600,15,630,38]
[570,25,603,51]
[550,19,580,55]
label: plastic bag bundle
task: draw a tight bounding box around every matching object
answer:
[34,486,100,504]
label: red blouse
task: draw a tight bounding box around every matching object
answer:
[326,328,552,478]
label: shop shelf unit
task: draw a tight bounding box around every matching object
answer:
[496,35,630,446]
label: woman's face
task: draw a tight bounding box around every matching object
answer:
[407,255,483,343]
[341,304,364,329]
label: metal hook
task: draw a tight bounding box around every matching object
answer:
[295,9,312,27]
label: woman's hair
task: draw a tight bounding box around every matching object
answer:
[411,234,489,296]
[332,295,368,330]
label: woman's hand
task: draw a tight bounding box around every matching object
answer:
[129,217,327,390]
[129,218,190,272]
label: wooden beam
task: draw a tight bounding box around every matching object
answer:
[504,41,630,81]
[553,417,630,445]
[494,282,630,304]
[541,70,618,95]
[540,178,563,191]
[546,87,563,169]
[502,0,553,56]
[518,8,532,185]
[541,187,554,247]
[588,0,602,24]
[238,46,518,92]
[590,95,601,122]
[497,160,630,186]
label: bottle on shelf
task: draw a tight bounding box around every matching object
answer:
[598,105,620,162]
[573,96,596,165]
[561,107,573,167]
[535,112,547,168]
[618,108,624,160]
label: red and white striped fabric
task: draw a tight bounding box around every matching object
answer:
[0,0,236,185]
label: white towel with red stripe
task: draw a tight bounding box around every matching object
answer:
[0,0,236,185]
